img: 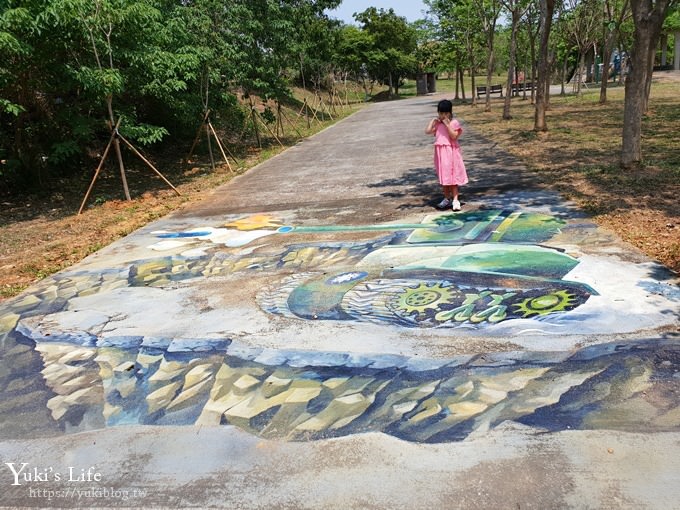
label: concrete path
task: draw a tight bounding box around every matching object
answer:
[1,95,679,509]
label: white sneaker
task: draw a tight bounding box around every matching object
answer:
[452,199,461,211]
[437,198,452,209]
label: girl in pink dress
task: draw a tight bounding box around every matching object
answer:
[424,99,468,211]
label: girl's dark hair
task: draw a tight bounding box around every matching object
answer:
[437,99,453,113]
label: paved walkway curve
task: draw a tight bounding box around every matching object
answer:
[1,94,679,508]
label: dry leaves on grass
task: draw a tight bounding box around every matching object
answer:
[456,78,680,272]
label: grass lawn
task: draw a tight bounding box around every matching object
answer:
[447,73,680,272]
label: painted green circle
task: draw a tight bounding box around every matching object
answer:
[405,290,441,306]
[530,294,560,309]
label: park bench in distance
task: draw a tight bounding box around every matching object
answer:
[476,84,503,98]
[510,82,536,95]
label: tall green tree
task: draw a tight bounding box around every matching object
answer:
[621,0,678,168]
[501,0,532,118]
[562,0,603,95]
[354,7,417,97]
[334,25,376,97]
[0,0,342,192]
[474,0,504,111]
[425,0,485,102]
[599,0,631,103]
[534,0,556,131]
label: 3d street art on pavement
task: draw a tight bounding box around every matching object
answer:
[1,209,678,444]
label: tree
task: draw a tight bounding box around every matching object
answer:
[562,0,603,96]
[335,25,376,97]
[551,3,575,96]
[534,0,556,131]
[474,0,504,111]
[425,0,485,102]
[621,0,677,168]
[501,0,532,119]
[0,0,343,192]
[521,1,540,103]
[354,7,417,97]
[599,0,631,103]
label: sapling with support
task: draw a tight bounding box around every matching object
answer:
[186,109,240,172]
[78,118,180,214]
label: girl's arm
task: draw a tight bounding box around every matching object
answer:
[443,119,461,140]
[425,118,438,134]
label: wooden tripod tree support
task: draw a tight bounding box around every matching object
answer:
[298,97,323,127]
[247,97,285,149]
[328,88,339,115]
[314,91,334,120]
[78,118,180,215]
[207,122,236,173]
[297,98,312,128]
[275,102,284,138]
[278,103,304,139]
[186,109,238,172]
[253,108,285,148]
[187,109,211,161]
[248,97,262,148]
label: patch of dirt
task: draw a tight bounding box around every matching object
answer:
[0,160,242,298]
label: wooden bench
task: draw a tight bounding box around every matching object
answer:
[476,84,503,98]
[510,82,536,95]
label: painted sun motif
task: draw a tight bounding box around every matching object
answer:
[223,214,283,231]
[391,282,457,315]
[513,289,579,317]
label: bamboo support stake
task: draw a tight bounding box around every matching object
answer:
[297,98,312,128]
[113,137,130,201]
[311,102,324,124]
[117,134,180,195]
[297,99,306,117]
[276,102,284,137]
[105,96,131,201]
[307,96,323,125]
[205,120,216,171]
[215,134,243,168]
[187,109,211,161]
[207,121,233,173]
[318,93,334,119]
[249,97,262,148]
[78,117,122,214]
[254,110,285,147]
[279,107,304,139]
[329,89,339,114]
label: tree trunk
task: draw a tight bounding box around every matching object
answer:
[485,41,495,112]
[470,64,477,106]
[534,0,555,131]
[459,67,467,100]
[621,0,671,168]
[503,10,520,120]
[454,65,460,100]
[530,33,538,104]
[576,51,585,95]
[600,43,612,103]
[546,49,555,109]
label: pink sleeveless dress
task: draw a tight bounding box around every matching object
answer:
[433,119,468,186]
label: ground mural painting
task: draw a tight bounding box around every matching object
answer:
[149,209,595,328]
[1,210,679,443]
